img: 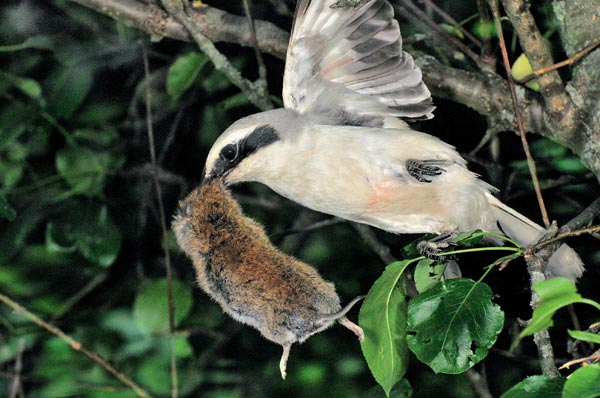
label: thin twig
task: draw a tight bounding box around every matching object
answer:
[9,339,24,398]
[0,293,153,398]
[242,0,270,100]
[559,350,600,370]
[142,46,179,398]
[489,0,550,228]
[396,0,487,69]
[466,368,493,398]
[271,218,346,239]
[499,0,580,140]
[160,0,274,111]
[529,225,600,252]
[52,272,108,321]
[517,39,600,84]
[351,224,397,265]
[489,0,558,377]
[417,0,483,48]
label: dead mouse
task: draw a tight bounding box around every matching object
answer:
[172,180,364,379]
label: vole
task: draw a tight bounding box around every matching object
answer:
[172,180,364,379]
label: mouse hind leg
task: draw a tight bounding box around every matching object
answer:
[279,344,292,380]
[338,317,365,342]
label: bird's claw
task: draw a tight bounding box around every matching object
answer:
[407,159,448,183]
[417,232,458,262]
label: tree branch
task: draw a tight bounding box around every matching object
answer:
[70,0,600,181]
[159,0,273,110]
[0,293,153,398]
[500,0,581,147]
[69,0,288,59]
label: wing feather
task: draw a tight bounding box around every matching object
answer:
[283,0,434,122]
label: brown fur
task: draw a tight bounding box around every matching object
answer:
[172,181,363,377]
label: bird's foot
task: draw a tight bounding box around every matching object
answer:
[339,316,365,342]
[417,231,458,262]
[406,159,449,183]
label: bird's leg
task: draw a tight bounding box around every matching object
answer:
[279,344,291,380]
[406,159,450,183]
[417,230,458,263]
[338,316,365,342]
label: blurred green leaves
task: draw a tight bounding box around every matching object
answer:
[0,192,16,220]
[55,145,119,197]
[45,202,121,267]
[167,51,209,100]
[133,278,193,335]
[500,375,565,398]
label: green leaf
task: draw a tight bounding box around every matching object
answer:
[414,259,445,294]
[440,23,464,39]
[449,229,487,246]
[0,104,33,150]
[531,138,568,158]
[407,279,504,374]
[133,278,193,335]
[0,71,43,100]
[472,20,497,40]
[500,375,565,398]
[166,52,208,100]
[554,157,588,174]
[46,64,94,119]
[519,278,600,339]
[360,260,413,396]
[0,193,16,221]
[0,36,54,52]
[511,53,540,90]
[563,364,600,398]
[568,330,600,344]
[55,146,114,197]
[45,202,121,267]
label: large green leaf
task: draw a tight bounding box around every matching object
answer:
[563,364,600,398]
[407,278,504,374]
[166,52,208,100]
[519,278,600,339]
[45,202,121,267]
[500,375,565,398]
[133,278,193,335]
[360,260,413,396]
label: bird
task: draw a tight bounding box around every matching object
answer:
[172,179,364,379]
[201,0,584,280]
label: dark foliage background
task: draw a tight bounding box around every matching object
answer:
[0,0,598,397]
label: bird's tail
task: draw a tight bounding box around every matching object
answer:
[486,194,584,280]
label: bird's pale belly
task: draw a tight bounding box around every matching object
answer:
[268,176,457,235]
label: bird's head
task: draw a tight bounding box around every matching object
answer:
[203,109,297,186]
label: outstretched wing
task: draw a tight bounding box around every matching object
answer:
[282,0,434,122]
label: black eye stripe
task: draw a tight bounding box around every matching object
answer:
[208,124,280,181]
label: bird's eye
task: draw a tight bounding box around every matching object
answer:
[220,144,237,162]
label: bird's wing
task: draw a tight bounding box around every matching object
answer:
[282,0,434,122]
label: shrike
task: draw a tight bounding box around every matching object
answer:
[202,0,584,279]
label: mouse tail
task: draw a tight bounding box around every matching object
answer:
[318,295,366,323]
